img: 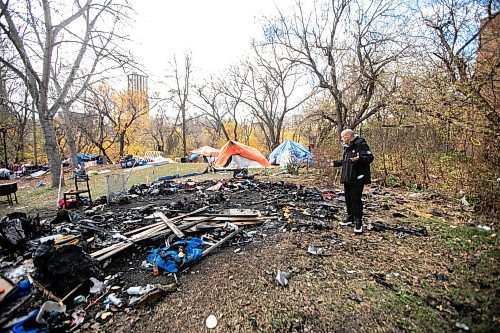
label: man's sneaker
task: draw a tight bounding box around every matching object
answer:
[339,219,353,226]
[353,220,363,234]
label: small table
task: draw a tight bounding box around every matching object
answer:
[0,182,18,206]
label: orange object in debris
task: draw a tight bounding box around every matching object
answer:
[215,141,271,168]
[153,258,159,276]
[0,287,5,294]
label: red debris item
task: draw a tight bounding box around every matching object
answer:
[0,287,5,294]
[321,192,337,200]
[183,182,196,188]
[59,198,77,209]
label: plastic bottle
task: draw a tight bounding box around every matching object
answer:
[153,258,159,276]
[107,293,123,307]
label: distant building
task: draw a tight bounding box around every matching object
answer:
[127,73,148,93]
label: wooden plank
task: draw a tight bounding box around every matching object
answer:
[123,206,210,236]
[91,207,211,261]
[154,211,185,238]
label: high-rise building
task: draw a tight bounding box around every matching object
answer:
[127,73,148,93]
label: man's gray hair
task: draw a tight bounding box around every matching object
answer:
[341,129,355,137]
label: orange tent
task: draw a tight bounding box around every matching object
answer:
[215,141,271,168]
[190,146,220,157]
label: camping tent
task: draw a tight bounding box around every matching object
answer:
[189,146,220,162]
[268,140,313,167]
[215,141,271,168]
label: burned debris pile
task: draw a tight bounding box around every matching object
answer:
[0,176,430,331]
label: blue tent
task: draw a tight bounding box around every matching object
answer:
[268,140,313,166]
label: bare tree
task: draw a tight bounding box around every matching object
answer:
[267,0,409,138]
[0,0,132,187]
[167,53,192,158]
[229,44,313,151]
[0,64,33,163]
[418,0,499,136]
[151,106,181,155]
[191,78,232,141]
[76,84,116,161]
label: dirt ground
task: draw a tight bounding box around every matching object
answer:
[77,174,499,333]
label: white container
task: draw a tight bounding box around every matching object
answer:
[36,301,66,324]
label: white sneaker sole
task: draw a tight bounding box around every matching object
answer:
[353,227,363,234]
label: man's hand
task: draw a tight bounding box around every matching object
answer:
[350,152,360,162]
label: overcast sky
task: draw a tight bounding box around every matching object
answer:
[128,0,290,91]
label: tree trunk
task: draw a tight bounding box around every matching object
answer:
[119,132,125,157]
[61,106,78,167]
[182,107,187,157]
[14,131,25,163]
[39,114,63,188]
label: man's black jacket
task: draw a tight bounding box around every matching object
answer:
[333,136,374,184]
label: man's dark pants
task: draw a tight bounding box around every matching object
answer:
[344,182,364,221]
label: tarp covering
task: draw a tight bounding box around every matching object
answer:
[268,140,313,167]
[190,146,220,157]
[215,141,271,168]
[188,153,202,161]
[77,153,100,165]
[146,238,204,273]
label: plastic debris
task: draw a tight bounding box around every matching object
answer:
[73,295,86,305]
[89,277,103,294]
[276,271,292,286]
[126,284,156,296]
[206,314,218,329]
[455,322,470,331]
[477,225,491,231]
[106,293,123,307]
[307,244,324,255]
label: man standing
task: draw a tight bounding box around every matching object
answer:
[333,129,374,234]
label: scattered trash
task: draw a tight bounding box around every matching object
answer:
[89,277,103,294]
[36,182,46,187]
[126,284,156,296]
[367,221,428,237]
[348,293,362,303]
[73,295,86,305]
[33,244,102,297]
[0,174,484,331]
[106,293,123,307]
[307,244,324,255]
[206,314,218,329]
[477,225,491,231]
[276,271,292,286]
[455,322,470,331]
[36,301,66,324]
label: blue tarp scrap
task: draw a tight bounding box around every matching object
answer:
[146,238,204,273]
[189,153,201,161]
[77,153,101,165]
[268,140,313,165]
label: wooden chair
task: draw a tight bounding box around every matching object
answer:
[63,174,92,208]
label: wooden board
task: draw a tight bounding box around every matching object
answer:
[154,211,185,238]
